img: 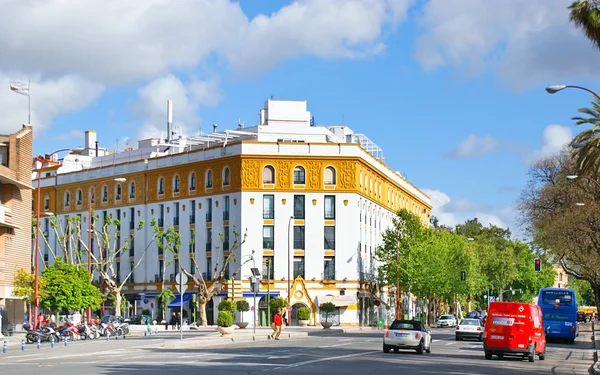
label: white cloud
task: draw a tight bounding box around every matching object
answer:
[0,74,103,135]
[413,0,600,90]
[131,74,222,140]
[422,188,511,230]
[446,134,499,158]
[525,124,572,165]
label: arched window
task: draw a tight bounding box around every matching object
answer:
[293,166,305,184]
[222,167,230,186]
[64,191,70,207]
[90,188,95,204]
[359,170,362,188]
[129,182,136,199]
[205,170,213,188]
[43,194,50,210]
[324,166,336,185]
[173,175,180,193]
[102,186,108,203]
[158,177,165,195]
[189,172,196,191]
[263,165,275,184]
[115,183,122,201]
[76,189,83,206]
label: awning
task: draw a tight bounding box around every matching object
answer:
[0,173,33,190]
[167,292,194,308]
[315,295,356,307]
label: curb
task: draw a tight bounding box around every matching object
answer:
[161,331,309,350]
[592,322,600,375]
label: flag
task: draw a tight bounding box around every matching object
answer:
[10,81,29,97]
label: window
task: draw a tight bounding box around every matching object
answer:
[293,226,305,249]
[129,207,135,230]
[76,189,82,206]
[189,173,196,191]
[90,188,95,204]
[324,226,335,250]
[189,228,195,254]
[323,257,335,280]
[223,167,230,186]
[129,235,135,257]
[223,196,230,221]
[173,258,179,277]
[43,195,50,210]
[263,226,274,249]
[129,182,135,199]
[190,200,196,224]
[158,177,165,195]
[324,166,336,185]
[206,257,212,280]
[158,204,164,227]
[159,260,164,279]
[324,196,335,219]
[223,226,230,250]
[130,262,135,283]
[206,198,212,222]
[173,175,180,193]
[116,262,121,283]
[115,184,122,201]
[205,170,213,188]
[294,257,305,279]
[206,228,212,251]
[294,195,305,219]
[263,165,275,184]
[64,192,70,207]
[102,186,108,202]
[293,166,305,184]
[262,256,274,280]
[173,202,179,226]
[263,195,274,219]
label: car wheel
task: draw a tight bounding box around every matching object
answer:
[416,340,424,355]
[479,334,483,342]
[484,351,492,360]
[539,346,546,361]
[383,344,391,353]
[426,338,431,354]
[528,348,535,363]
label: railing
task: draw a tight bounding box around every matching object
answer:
[223,211,229,221]
[263,239,274,249]
[0,204,13,226]
[322,271,336,281]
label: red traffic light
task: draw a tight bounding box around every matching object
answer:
[534,258,541,272]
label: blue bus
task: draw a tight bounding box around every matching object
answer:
[537,288,578,343]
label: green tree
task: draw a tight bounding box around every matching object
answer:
[152,219,181,320]
[157,288,175,320]
[569,0,600,51]
[40,259,103,312]
[569,98,600,178]
[569,278,597,306]
[12,268,41,306]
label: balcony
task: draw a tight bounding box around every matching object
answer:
[222,211,229,221]
[322,271,336,281]
[0,204,17,229]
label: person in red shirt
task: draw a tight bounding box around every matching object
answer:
[271,308,283,340]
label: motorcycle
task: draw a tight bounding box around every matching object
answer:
[24,324,60,344]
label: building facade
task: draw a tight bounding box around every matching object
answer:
[33,100,430,327]
[0,125,33,336]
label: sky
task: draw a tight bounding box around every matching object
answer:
[2,0,600,239]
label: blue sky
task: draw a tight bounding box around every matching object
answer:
[2,0,600,237]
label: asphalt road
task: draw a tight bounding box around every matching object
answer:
[0,326,595,374]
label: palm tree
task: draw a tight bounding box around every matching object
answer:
[569,1,600,50]
[570,97,600,177]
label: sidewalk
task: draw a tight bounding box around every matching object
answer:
[591,322,600,375]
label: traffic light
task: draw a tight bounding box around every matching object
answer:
[460,270,466,281]
[534,258,541,272]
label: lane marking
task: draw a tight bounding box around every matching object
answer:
[284,350,379,369]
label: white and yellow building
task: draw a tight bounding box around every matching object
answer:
[33,99,431,327]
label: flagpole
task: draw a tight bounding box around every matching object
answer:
[28,79,31,124]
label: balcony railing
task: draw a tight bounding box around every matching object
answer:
[223,211,229,221]
[263,239,274,250]
[322,271,336,281]
[0,204,14,228]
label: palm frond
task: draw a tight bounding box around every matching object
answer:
[569,0,600,51]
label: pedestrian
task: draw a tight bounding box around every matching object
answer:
[271,308,283,340]
[176,312,181,329]
[170,312,177,330]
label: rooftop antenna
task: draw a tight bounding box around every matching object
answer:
[238,118,244,129]
[212,123,218,133]
[166,100,173,143]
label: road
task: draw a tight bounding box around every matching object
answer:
[0,326,594,374]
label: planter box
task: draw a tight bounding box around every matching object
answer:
[217,326,235,335]
[236,322,249,329]
[321,322,333,329]
[298,320,309,327]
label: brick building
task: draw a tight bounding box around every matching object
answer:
[0,125,33,335]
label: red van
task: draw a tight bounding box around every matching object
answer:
[483,302,546,362]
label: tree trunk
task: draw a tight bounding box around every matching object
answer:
[590,282,600,314]
[114,292,122,317]
[198,298,208,327]
[466,295,472,312]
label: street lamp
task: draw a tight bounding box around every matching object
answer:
[33,148,74,329]
[250,266,260,334]
[86,177,126,323]
[566,174,600,189]
[287,215,294,326]
[545,85,600,99]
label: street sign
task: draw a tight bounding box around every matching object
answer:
[175,273,188,294]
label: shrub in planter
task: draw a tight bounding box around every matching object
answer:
[319,302,336,328]
[297,307,310,321]
[218,300,236,314]
[236,300,250,318]
[217,311,233,327]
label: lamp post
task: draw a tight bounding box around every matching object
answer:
[545,85,600,100]
[287,215,294,326]
[86,177,126,323]
[566,174,600,189]
[33,148,73,329]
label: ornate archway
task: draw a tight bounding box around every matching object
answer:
[289,276,317,324]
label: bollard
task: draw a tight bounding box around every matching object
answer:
[37,338,40,350]
[155,327,158,335]
[51,336,55,348]
[115,332,119,341]
[64,336,68,347]
[21,339,24,351]
[3,340,7,353]
[123,332,126,340]
[106,332,110,341]
[144,330,147,337]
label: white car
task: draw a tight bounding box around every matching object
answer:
[383,320,432,355]
[455,318,483,341]
[436,314,457,328]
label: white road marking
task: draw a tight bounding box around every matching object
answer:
[284,350,379,369]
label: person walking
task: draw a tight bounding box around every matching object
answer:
[176,312,181,330]
[271,308,283,340]
[169,312,177,330]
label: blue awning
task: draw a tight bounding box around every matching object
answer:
[167,293,194,308]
